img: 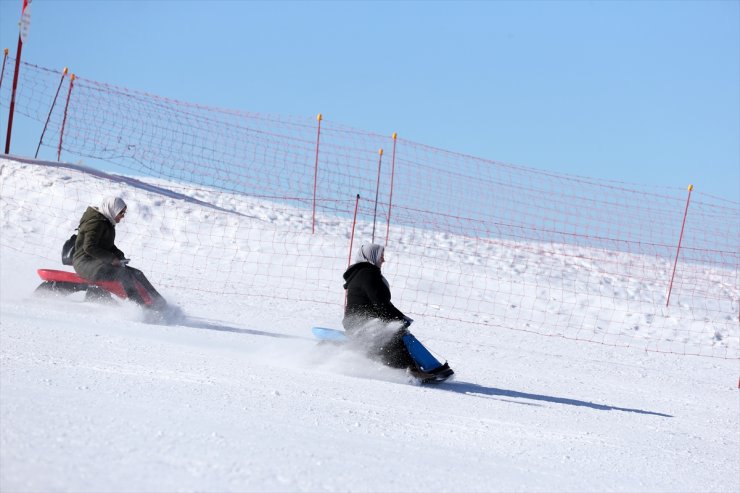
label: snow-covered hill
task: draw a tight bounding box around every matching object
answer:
[1,157,738,492]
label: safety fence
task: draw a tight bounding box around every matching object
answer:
[1,57,738,358]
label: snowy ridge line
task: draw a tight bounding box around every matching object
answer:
[1,157,738,359]
[2,154,256,219]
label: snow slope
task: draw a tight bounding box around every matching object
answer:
[1,158,738,492]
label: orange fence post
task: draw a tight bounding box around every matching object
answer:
[371,148,383,243]
[57,73,76,162]
[35,66,68,159]
[385,132,397,247]
[0,48,9,94]
[311,113,322,234]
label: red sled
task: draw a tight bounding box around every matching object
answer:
[36,268,160,307]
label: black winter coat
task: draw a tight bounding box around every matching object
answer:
[72,207,125,280]
[342,262,405,329]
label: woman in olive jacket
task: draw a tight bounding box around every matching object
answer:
[73,197,162,307]
[342,243,414,369]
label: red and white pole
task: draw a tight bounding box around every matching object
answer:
[4,0,31,155]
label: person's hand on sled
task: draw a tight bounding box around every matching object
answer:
[402,315,414,328]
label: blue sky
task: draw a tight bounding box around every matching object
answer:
[1,0,738,201]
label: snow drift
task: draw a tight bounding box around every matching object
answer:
[1,157,738,492]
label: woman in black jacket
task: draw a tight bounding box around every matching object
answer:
[342,243,415,369]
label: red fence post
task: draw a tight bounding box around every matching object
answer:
[0,48,9,94]
[311,113,323,234]
[35,66,68,159]
[665,184,694,307]
[57,73,76,162]
[385,132,397,247]
[371,148,383,243]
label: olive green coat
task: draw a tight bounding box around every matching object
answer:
[72,207,125,280]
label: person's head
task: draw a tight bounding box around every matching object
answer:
[99,196,128,225]
[355,243,385,268]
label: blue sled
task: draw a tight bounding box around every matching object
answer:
[311,326,444,372]
[311,327,348,342]
[402,332,443,373]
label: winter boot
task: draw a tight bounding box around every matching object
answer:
[408,362,454,384]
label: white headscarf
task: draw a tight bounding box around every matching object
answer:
[354,243,385,268]
[97,196,127,225]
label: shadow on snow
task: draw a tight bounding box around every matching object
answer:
[179,317,673,418]
[182,317,308,340]
[439,381,673,417]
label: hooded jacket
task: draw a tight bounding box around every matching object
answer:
[72,205,125,280]
[342,247,406,329]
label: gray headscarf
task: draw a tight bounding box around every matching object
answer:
[354,243,385,268]
[96,196,127,225]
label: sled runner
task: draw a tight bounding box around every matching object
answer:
[35,268,165,309]
[311,326,455,384]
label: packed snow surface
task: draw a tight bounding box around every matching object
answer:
[1,158,738,492]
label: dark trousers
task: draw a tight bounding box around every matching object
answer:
[93,265,165,307]
[343,317,415,369]
[376,328,415,369]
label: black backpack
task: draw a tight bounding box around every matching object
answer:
[61,234,77,265]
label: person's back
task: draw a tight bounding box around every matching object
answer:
[343,261,405,330]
